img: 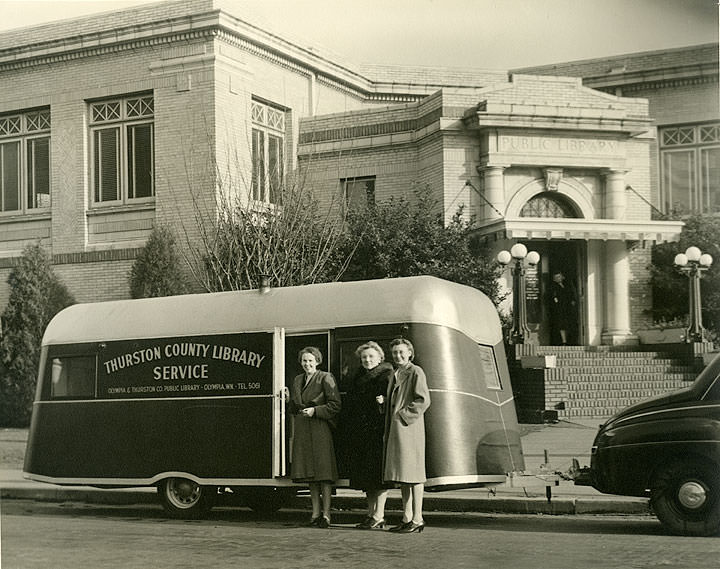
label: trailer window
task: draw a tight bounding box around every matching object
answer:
[50,356,96,398]
[478,345,502,390]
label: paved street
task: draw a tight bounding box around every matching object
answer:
[2,500,717,569]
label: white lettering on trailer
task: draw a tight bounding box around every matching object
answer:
[153,364,209,380]
[163,343,210,358]
[210,345,266,368]
[103,346,162,374]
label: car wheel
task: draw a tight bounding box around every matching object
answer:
[159,477,215,519]
[650,458,720,537]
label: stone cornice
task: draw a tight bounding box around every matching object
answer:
[618,74,719,94]
[0,28,217,72]
[583,62,719,91]
[0,5,427,105]
[470,113,652,136]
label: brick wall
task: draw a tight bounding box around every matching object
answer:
[628,246,654,330]
[629,80,720,126]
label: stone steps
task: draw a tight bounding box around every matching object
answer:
[565,381,690,393]
[552,365,695,374]
[514,345,704,421]
[556,368,697,384]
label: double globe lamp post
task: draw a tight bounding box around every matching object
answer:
[674,246,713,343]
[497,243,540,345]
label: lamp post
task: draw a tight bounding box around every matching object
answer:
[498,243,540,344]
[674,246,713,343]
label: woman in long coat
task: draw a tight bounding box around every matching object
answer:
[347,341,393,529]
[289,346,341,528]
[384,338,431,533]
[550,271,577,345]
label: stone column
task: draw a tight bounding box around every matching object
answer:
[604,169,627,220]
[601,240,634,345]
[478,165,506,220]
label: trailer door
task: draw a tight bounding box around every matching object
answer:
[281,332,332,478]
[272,327,286,477]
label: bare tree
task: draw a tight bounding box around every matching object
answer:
[176,135,355,292]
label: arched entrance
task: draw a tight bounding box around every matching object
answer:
[519,192,585,346]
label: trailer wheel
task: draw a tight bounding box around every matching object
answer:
[243,487,296,515]
[159,477,215,519]
[650,459,720,537]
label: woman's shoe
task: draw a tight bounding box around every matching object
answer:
[389,521,412,532]
[397,521,425,533]
[356,516,374,529]
[309,517,321,527]
[316,516,330,529]
[367,518,386,530]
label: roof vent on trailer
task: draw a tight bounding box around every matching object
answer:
[258,274,271,294]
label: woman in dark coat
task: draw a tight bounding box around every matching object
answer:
[288,346,341,528]
[347,341,393,529]
[385,338,431,534]
[550,271,577,345]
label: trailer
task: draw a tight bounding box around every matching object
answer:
[25,276,533,517]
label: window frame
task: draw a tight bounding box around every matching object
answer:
[251,100,286,205]
[342,176,376,211]
[48,354,98,400]
[0,109,51,216]
[89,95,155,208]
[659,121,720,215]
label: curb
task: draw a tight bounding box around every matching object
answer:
[0,486,651,516]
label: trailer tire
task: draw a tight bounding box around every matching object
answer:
[650,459,720,537]
[159,477,216,519]
[243,487,296,515]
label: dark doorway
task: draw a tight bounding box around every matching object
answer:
[523,241,584,346]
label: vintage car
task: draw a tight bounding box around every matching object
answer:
[579,351,720,536]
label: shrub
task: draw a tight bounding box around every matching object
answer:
[0,245,75,427]
[129,226,188,298]
[337,185,504,305]
[650,214,720,339]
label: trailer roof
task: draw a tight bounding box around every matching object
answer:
[42,276,502,346]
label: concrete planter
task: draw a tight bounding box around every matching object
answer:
[636,327,685,344]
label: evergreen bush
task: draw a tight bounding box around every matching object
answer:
[650,214,720,340]
[129,226,188,298]
[0,245,75,427]
[337,185,504,305]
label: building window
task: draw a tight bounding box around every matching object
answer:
[0,109,51,214]
[520,192,579,218]
[343,177,376,210]
[90,94,154,206]
[660,122,720,215]
[251,100,285,204]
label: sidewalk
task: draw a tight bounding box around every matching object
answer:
[0,421,651,516]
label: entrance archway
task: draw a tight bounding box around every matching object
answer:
[522,241,585,345]
[518,192,585,345]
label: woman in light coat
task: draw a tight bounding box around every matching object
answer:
[384,338,431,533]
[288,346,341,528]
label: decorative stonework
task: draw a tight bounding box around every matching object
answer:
[543,168,563,191]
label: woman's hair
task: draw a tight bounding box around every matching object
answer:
[389,337,414,360]
[354,341,385,361]
[298,346,323,365]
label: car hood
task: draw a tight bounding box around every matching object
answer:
[603,384,696,428]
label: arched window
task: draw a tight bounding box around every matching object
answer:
[520,192,580,218]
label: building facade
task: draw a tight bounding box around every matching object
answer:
[0,0,717,347]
